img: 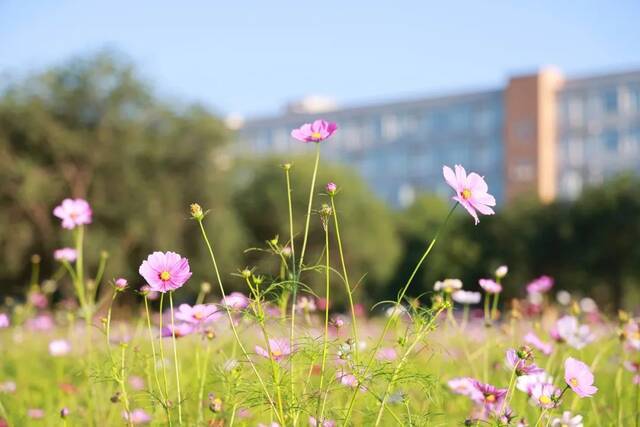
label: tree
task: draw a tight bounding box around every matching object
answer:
[0,50,244,298]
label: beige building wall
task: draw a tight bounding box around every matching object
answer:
[504,69,564,203]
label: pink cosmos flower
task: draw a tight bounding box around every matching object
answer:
[452,290,482,305]
[337,371,366,391]
[526,275,554,294]
[160,323,193,338]
[551,412,583,427]
[175,303,221,325]
[222,292,250,310]
[309,416,336,427]
[326,182,337,194]
[376,347,398,362]
[470,380,507,413]
[0,314,8,329]
[564,357,597,398]
[123,409,152,425]
[26,314,54,331]
[448,377,482,400]
[49,339,71,356]
[114,278,128,291]
[128,376,145,391]
[291,119,338,143]
[138,251,192,293]
[505,348,543,376]
[54,248,77,262]
[530,382,561,409]
[479,278,502,294]
[443,165,496,225]
[0,381,16,394]
[255,338,292,362]
[29,292,48,309]
[553,316,594,349]
[524,332,553,356]
[53,198,92,229]
[516,371,554,395]
[27,408,44,419]
[622,319,640,351]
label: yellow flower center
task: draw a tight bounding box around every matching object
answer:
[539,395,551,405]
[194,312,203,320]
[311,132,322,140]
[271,349,282,357]
[485,394,495,403]
[461,189,472,200]
[569,378,578,387]
[160,271,171,281]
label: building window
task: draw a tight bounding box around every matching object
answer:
[602,88,618,114]
[601,129,619,152]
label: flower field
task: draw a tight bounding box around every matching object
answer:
[0,120,638,427]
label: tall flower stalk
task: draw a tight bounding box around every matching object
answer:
[191,204,284,424]
[342,203,458,425]
[168,292,183,425]
[328,185,360,364]
[316,204,332,421]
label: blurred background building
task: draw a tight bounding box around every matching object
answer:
[237,67,640,207]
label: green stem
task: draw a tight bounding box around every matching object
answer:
[330,196,360,364]
[158,293,173,425]
[169,292,183,425]
[373,306,445,426]
[120,344,133,427]
[342,203,457,426]
[297,143,321,272]
[285,165,298,416]
[144,296,166,408]
[317,224,331,422]
[196,218,282,424]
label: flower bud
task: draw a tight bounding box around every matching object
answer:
[114,278,128,291]
[281,163,292,171]
[60,407,70,419]
[201,282,212,294]
[31,254,41,264]
[190,203,204,220]
[326,182,337,195]
[241,269,252,279]
[495,265,508,279]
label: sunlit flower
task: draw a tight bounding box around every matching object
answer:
[526,275,554,294]
[49,339,71,356]
[291,119,338,143]
[524,332,553,356]
[54,248,77,262]
[452,290,481,305]
[138,251,192,293]
[28,291,48,309]
[122,409,152,425]
[530,382,560,409]
[222,292,250,310]
[53,198,92,229]
[622,319,640,351]
[255,338,292,362]
[175,304,221,325]
[495,265,508,279]
[443,165,495,225]
[479,279,502,294]
[553,316,594,349]
[26,314,54,332]
[516,371,554,395]
[564,357,597,398]
[0,314,8,329]
[551,411,583,427]
[579,298,598,314]
[434,278,463,293]
[556,290,572,306]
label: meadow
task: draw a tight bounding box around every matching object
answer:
[0,119,638,427]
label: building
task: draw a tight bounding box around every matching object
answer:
[235,68,640,207]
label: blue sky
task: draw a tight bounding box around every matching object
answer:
[1,1,639,117]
